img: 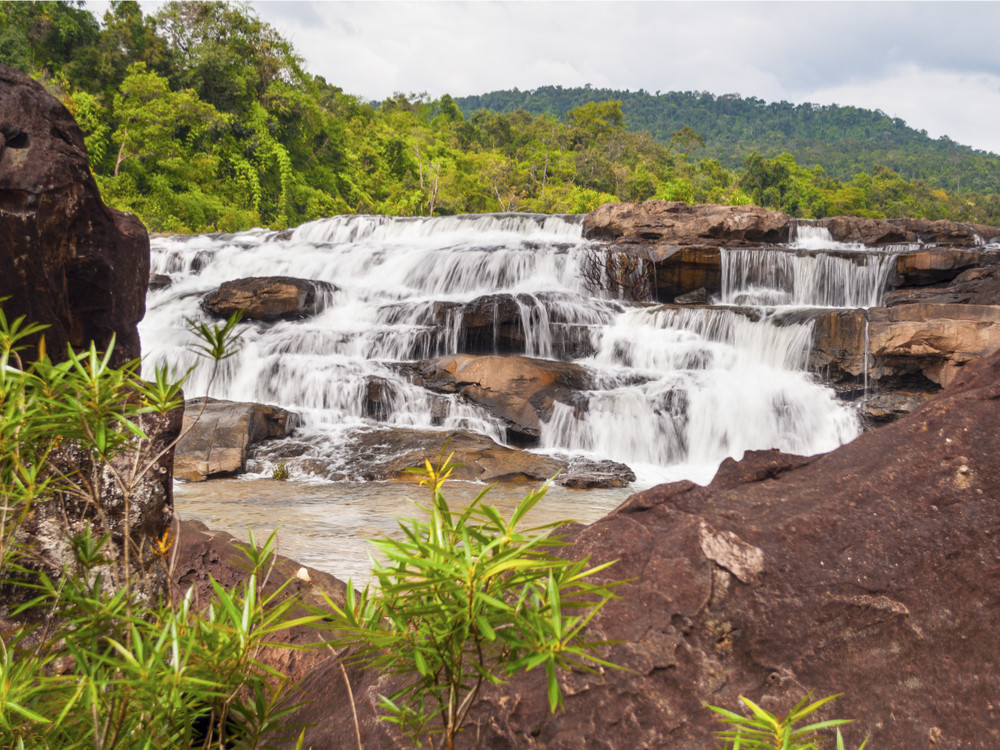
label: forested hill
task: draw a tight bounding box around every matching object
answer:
[3,1,999,232]
[455,87,1000,194]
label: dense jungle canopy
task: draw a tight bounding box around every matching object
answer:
[3,0,998,233]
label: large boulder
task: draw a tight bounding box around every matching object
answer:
[584,201,791,248]
[414,354,594,444]
[0,65,148,366]
[174,399,298,481]
[285,348,1000,749]
[201,277,335,321]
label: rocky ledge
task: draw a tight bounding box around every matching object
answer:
[584,200,1000,424]
[254,426,635,489]
[174,399,298,481]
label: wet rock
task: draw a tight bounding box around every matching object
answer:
[148,273,173,292]
[285,349,1000,749]
[362,376,450,424]
[889,216,1000,245]
[427,293,599,359]
[673,286,711,305]
[431,294,532,354]
[344,428,567,484]
[560,457,636,488]
[0,65,148,366]
[414,354,594,444]
[894,248,993,286]
[329,427,635,488]
[584,203,793,302]
[201,277,336,321]
[174,398,298,481]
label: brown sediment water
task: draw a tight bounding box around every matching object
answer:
[174,479,634,584]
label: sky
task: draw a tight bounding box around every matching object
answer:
[93,1,1000,155]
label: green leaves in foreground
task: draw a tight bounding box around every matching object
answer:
[324,453,625,749]
[707,692,869,750]
[0,530,322,750]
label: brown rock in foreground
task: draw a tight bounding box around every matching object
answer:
[171,519,347,685]
[283,348,1000,750]
[0,65,148,366]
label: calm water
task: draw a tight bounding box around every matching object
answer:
[174,478,635,583]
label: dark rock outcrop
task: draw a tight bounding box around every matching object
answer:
[0,65,149,366]
[174,399,298,481]
[201,277,335,321]
[284,348,1000,750]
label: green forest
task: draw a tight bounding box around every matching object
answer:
[456,86,1000,196]
[3,1,999,233]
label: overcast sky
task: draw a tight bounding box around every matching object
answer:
[241,1,1000,155]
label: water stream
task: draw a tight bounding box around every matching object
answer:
[143,214,897,575]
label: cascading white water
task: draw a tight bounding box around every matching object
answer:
[539,305,859,484]
[142,212,878,487]
[721,248,898,308]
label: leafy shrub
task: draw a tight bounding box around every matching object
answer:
[707,692,869,750]
[0,305,321,749]
[324,453,624,749]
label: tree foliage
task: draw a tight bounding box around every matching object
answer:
[4,2,998,231]
[456,85,1000,197]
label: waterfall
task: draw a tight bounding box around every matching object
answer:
[720,248,898,308]
[142,213,868,487]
